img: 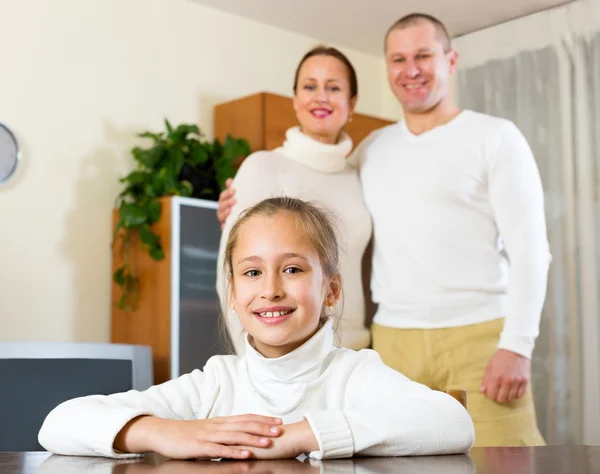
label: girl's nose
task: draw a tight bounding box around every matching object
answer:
[261,274,284,300]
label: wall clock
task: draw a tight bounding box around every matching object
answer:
[0,123,21,185]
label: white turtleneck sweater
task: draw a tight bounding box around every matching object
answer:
[216,127,372,353]
[38,320,475,459]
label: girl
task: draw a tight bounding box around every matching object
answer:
[217,46,372,355]
[39,197,474,460]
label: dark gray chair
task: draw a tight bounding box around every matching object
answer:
[0,342,152,451]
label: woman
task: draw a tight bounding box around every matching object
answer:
[217,46,372,355]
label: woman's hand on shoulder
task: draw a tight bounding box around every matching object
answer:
[217,179,236,227]
[113,413,283,460]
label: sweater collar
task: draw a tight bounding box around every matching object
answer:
[244,319,335,386]
[274,127,352,173]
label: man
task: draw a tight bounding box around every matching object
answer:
[217,13,550,446]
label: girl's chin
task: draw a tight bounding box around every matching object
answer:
[251,340,304,358]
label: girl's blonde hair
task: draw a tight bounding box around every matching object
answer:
[223,196,344,327]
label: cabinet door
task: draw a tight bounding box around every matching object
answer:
[174,200,231,377]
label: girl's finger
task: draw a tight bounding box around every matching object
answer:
[209,431,272,448]
[218,421,281,437]
[203,442,252,460]
[216,414,282,425]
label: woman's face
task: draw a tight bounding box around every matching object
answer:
[293,55,357,145]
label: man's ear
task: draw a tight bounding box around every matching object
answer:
[448,48,459,74]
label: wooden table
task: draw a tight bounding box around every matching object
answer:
[1,446,599,473]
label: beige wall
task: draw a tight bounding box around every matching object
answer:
[0,0,394,342]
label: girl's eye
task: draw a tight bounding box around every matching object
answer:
[243,270,261,277]
[328,86,341,92]
[303,84,316,90]
[284,267,302,274]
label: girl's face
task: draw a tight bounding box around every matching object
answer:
[293,55,357,145]
[230,211,340,358]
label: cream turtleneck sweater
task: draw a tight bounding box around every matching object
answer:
[216,127,372,353]
[38,320,475,459]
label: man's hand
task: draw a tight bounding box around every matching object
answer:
[217,178,237,229]
[114,414,283,460]
[481,349,530,403]
[233,420,319,460]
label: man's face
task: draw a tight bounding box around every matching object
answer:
[385,21,458,114]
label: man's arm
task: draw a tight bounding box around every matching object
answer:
[483,120,551,402]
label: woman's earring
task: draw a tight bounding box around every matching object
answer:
[232,304,237,317]
[348,115,353,123]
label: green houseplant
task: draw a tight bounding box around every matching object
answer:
[112,119,251,310]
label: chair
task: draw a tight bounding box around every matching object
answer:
[0,342,152,452]
[444,389,467,408]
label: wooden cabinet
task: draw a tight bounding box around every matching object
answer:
[214,92,394,152]
[111,197,227,385]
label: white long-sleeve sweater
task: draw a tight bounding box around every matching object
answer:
[350,110,551,359]
[217,127,372,353]
[38,320,475,459]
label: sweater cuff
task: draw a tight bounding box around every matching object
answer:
[304,410,354,459]
[497,333,535,359]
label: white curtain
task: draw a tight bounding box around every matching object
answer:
[457,29,600,444]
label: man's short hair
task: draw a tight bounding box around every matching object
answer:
[385,13,452,53]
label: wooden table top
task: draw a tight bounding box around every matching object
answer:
[1,446,598,473]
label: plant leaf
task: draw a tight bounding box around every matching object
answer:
[179,180,193,197]
[120,203,148,228]
[117,292,128,310]
[138,131,163,142]
[171,148,185,175]
[149,246,165,260]
[139,223,159,246]
[188,140,209,166]
[173,124,200,143]
[165,118,174,135]
[113,267,126,286]
[132,146,163,168]
[146,199,161,223]
[119,170,148,185]
[159,167,176,194]
[144,181,157,198]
